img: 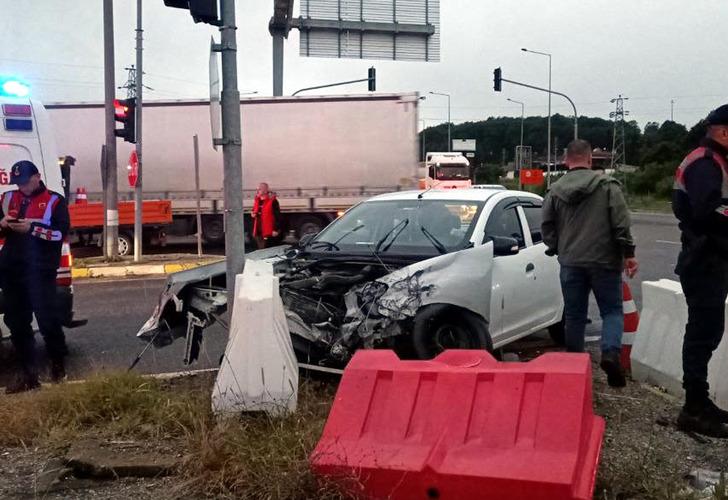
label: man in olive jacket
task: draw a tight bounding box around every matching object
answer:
[542,139,639,387]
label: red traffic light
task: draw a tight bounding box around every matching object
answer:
[114,99,130,119]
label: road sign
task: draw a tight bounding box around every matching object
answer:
[453,139,476,152]
[297,0,440,62]
[521,168,544,186]
[127,150,138,187]
[209,36,222,151]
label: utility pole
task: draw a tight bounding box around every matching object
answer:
[610,95,629,172]
[134,0,143,263]
[429,91,451,151]
[218,0,245,301]
[671,99,675,122]
[103,0,118,260]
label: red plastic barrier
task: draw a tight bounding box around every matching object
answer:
[311,350,605,500]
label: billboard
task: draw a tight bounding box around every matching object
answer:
[297,0,440,62]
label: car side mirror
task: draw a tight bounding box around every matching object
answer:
[490,236,520,256]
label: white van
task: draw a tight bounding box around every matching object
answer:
[0,92,81,330]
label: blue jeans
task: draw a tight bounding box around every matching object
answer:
[560,265,623,354]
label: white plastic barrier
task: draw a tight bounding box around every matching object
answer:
[212,260,299,416]
[631,279,728,408]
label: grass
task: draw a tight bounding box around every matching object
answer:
[626,194,673,214]
[0,372,349,499]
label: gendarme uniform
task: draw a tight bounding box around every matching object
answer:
[0,160,70,391]
[673,104,728,437]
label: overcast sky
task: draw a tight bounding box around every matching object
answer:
[1,0,726,130]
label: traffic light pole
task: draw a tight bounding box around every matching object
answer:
[103,0,119,261]
[218,0,245,304]
[500,76,579,140]
[292,68,376,96]
[134,0,143,263]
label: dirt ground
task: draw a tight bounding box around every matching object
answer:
[1,354,726,500]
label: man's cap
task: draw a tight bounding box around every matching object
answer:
[10,160,40,185]
[706,104,728,126]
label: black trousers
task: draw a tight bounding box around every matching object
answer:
[678,250,728,409]
[2,267,67,378]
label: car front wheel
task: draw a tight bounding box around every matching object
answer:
[412,305,491,360]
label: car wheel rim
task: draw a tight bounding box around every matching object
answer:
[118,237,129,256]
[433,324,470,352]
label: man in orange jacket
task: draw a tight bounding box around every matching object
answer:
[252,182,282,249]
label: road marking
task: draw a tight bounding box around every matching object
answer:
[656,240,681,245]
[585,336,601,343]
[73,276,167,285]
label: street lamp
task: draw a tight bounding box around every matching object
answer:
[521,48,552,184]
[429,91,451,151]
[507,98,525,151]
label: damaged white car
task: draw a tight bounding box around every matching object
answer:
[137,188,565,367]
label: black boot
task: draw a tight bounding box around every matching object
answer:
[50,358,66,383]
[678,405,728,438]
[5,374,41,394]
[704,400,728,424]
[600,350,626,388]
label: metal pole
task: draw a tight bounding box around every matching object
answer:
[134,0,143,262]
[501,78,578,140]
[103,0,118,260]
[100,145,108,258]
[219,0,246,304]
[447,94,451,152]
[671,99,674,121]
[546,54,551,189]
[272,33,284,96]
[193,135,203,257]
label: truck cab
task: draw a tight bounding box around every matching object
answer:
[0,82,82,331]
[420,152,472,189]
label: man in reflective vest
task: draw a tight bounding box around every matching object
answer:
[673,104,728,437]
[252,182,282,249]
[0,160,70,393]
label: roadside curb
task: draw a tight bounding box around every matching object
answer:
[72,259,221,279]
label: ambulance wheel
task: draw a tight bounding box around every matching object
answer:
[118,233,132,257]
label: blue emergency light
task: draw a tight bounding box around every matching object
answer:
[0,77,31,98]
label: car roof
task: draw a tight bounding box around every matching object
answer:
[368,188,543,203]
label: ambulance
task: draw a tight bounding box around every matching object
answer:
[0,77,83,335]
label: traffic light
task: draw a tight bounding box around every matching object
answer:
[163,0,220,25]
[493,67,502,92]
[114,98,136,143]
[368,67,376,92]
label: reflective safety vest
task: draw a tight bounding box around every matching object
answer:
[674,147,728,217]
[1,188,63,241]
[253,194,278,238]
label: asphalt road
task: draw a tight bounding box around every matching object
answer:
[0,212,683,385]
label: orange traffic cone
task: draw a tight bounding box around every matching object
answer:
[621,281,639,371]
[75,186,88,205]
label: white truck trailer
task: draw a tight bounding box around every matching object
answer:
[45,93,420,246]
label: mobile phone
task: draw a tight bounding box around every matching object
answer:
[5,218,21,223]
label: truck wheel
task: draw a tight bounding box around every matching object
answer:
[412,305,491,360]
[296,216,325,238]
[118,233,132,257]
[202,216,225,244]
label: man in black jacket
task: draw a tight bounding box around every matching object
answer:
[673,104,728,437]
[0,161,70,393]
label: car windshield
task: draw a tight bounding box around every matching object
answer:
[311,199,484,256]
[435,165,470,180]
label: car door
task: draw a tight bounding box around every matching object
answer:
[520,201,564,329]
[485,198,541,346]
